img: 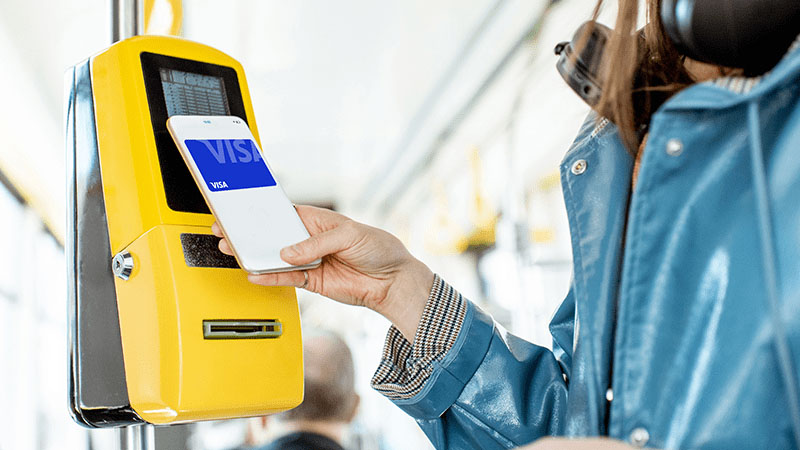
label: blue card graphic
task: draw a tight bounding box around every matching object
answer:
[185,139,276,191]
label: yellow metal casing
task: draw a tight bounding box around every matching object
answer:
[90,36,303,424]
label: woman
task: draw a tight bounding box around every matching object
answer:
[215,0,800,448]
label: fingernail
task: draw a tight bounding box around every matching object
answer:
[282,245,299,258]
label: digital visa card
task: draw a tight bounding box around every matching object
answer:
[185,139,276,192]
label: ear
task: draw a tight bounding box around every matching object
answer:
[346,394,360,423]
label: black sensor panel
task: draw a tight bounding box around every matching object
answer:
[141,52,249,214]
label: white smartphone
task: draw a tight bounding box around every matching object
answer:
[166,115,320,274]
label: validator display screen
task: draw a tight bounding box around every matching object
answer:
[160,68,231,116]
[141,51,248,213]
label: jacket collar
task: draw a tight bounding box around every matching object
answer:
[661,33,800,112]
[562,114,617,163]
[711,34,800,94]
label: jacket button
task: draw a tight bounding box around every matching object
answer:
[666,138,683,156]
[629,427,650,447]
[571,159,587,175]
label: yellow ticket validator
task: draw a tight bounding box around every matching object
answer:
[66,35,303,427]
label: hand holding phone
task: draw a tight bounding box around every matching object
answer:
[215,204,436,342]
[167,115,320,274]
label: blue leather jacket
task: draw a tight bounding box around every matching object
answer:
[388,42,800,449]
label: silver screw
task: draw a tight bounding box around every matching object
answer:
[112,252,134,280]
[571,159,587,175]
[666,138,683,156]
[629,427,650,447]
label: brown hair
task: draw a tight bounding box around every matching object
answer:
[589,0,694,152]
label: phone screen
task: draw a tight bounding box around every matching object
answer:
[185,139,276,192]
[167,115,321,274]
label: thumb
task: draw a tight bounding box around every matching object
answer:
[281,221,356,265]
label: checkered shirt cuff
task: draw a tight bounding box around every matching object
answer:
[370,274,468,400]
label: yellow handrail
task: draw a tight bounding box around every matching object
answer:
[144,0,183,36]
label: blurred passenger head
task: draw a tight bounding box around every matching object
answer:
[282,331,359,424]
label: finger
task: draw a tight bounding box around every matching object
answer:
[247,271,307,288]
[211,222,224,237]
[218,238,234,255]
[294,205,350,234]
[281,221,356,265]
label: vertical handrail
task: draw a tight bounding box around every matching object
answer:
[111,0,143,43]
[118,425,156,450]
[111,2,155,448]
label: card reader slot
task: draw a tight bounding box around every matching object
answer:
[203,320,282,340]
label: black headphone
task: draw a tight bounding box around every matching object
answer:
[556,0,800,107]
[662,0,800,76]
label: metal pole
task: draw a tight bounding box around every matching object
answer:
[111,0,143,43]
[111,5,153,450]
[117,425,155,450]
